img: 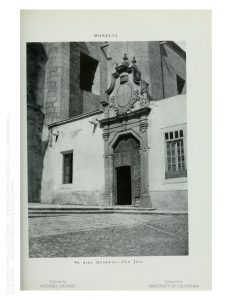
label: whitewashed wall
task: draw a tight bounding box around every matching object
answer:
[41,112,106,205]
[148,95,188,210]
[41,96,188,211]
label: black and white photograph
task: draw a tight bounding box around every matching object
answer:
[27,40,188,258]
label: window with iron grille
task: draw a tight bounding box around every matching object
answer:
[62,151,73,184]
[165,129,187,179]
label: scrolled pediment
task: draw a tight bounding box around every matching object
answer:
[103,54,151,118]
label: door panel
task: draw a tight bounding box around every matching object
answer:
[113,134,141,205]
[116,166,131,205]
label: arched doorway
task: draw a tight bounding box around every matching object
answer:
[113,134,141,206]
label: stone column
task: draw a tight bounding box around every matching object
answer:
[139,118,151,207]
[139,148,151,207]
[103,129,112,205]
[108,154,114,206]
[44,42,70,124]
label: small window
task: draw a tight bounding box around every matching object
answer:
[165,130,187,179]
[180,130,183,137]
[80,52,99,92]
[62,152,73,184]
[176,75,185,94]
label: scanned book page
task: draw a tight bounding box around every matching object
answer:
[21,10,211,290]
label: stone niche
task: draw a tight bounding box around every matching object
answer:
[99,54,152,208]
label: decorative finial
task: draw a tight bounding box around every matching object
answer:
[122,53,129,66]
[123,53,128,61]
[132,56,136,64]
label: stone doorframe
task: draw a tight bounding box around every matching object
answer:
[99,107,151,208]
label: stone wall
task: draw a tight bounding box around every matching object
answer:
[161,42,186,98]
[28,41,186,207]
[27,43,48,203]
[43,43,70,124]
[83,91,100,113]
[69,42,82,117]
[42,42,108,123]
[27,43,47,107]
[69,42,108,117]
[107,41,159,95]
[107,41,186,101]
[27,105,45,203]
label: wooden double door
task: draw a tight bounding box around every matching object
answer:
[113,134,141,206]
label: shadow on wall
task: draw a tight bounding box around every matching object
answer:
[27,43,48,203]
[27,41,107,203]
[69,42,104,117]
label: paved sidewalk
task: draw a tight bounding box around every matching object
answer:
[29,213,188,257]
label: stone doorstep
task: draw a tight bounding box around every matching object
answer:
[28,213,188,219]
[28,210,188,217]
[28,207,157,211]
[28,204,187,215]
[28,204,156,210]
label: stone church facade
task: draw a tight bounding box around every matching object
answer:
[27,41,187,211]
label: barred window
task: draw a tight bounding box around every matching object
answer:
[165,130,187,179]
[62,151,73,184]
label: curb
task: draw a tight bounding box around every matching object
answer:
[28,209,188,217]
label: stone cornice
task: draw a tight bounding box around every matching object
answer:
[99,107,151,128]
[48,109,103,129]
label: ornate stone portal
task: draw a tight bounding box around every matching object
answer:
[99,54,152,208]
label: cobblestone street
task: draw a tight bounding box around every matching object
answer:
[29,213,188,257]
